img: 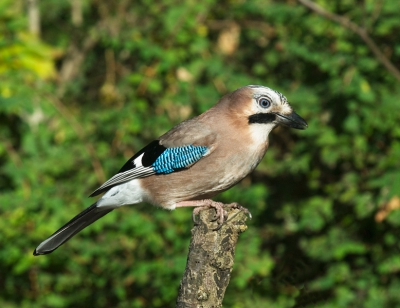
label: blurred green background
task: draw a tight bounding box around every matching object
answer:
[1,0,400,307]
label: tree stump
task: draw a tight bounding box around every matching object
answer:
[176,205,249,308]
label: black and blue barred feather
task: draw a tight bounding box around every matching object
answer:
[152,145,208,174]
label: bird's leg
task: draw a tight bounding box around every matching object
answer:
[175,199,228,229]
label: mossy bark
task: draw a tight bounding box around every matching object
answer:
[176,206,248,308]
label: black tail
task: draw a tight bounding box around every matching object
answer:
[33,202,113,256]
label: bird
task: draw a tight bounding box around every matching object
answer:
[33,85,307,256]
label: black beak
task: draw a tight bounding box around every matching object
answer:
[274,111,308,130]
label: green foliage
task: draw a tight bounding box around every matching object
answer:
[1,0,400,307]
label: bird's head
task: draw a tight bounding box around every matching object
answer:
[244,85,308,130]
[224,85,307,130]
[218,85,308,144]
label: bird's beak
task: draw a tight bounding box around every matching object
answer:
[274,111,308,130]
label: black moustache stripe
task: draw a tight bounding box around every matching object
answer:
[248,113,276,124]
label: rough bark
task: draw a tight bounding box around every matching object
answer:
[176,205,249,308]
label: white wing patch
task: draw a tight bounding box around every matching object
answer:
[132,153,145,167]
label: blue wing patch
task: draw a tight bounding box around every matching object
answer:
[90,142,208,197]
[152,145,208,174]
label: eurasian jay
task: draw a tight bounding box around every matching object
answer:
[33,85,307,256]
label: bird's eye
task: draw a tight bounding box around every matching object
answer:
[258,97,271,108]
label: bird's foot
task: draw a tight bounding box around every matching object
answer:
[192,200,228,230]
[175,199,251,230]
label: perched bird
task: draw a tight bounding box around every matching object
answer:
[33,85,307,256]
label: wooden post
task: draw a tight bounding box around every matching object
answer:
[176,206,249,308]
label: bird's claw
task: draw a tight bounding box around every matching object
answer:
[226,202,252,220]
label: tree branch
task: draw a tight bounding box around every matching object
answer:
[176,206,248,308]
[27,0,40,36]
[298,0,400,83]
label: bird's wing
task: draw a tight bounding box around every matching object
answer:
[90,119,217,197]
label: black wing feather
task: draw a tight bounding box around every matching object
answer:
[90,140,167,197]
[118,140,167,172]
